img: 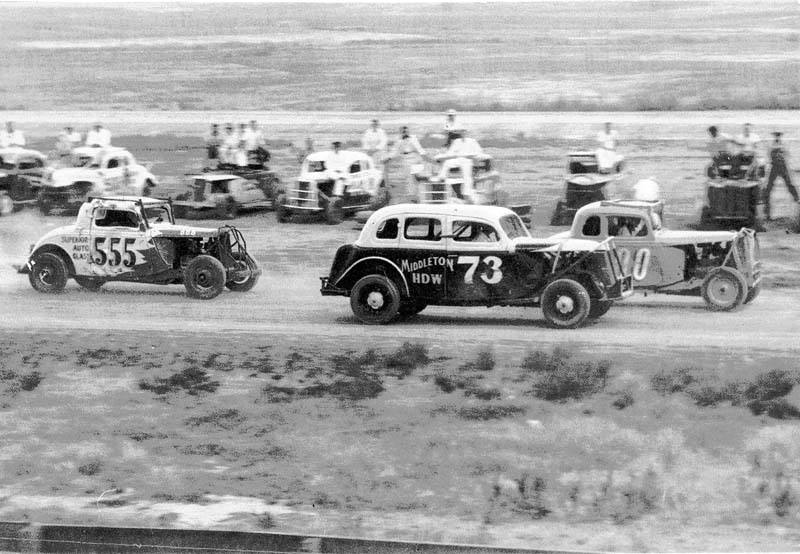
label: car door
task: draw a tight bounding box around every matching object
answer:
[445,217,517,302]
[103,155,125,191]
[88,206,155,278]
[603,214,665,287]
[394,215,447,300]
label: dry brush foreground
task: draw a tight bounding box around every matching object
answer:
[2,332,800,551]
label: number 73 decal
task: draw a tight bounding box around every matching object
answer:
[92,237,138,267]
[456,255,503,284]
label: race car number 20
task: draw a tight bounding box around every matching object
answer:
[92,237,137,267]
[618,247,651,281]
[457,255,502,284]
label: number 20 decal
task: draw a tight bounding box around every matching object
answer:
[457,255,503,284]
[618,247,651,281]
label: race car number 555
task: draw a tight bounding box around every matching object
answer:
[618,247,651,281]
[92,237,137,267]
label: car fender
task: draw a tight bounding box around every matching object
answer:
[334,256,410,296]
[29,243,76,276]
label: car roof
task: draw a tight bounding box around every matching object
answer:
[88,196,167,207]
[368,203,516,221]
[72,146,130,157]
[305,150,369,164]
[0,147,47,162]
[577,200,653,217]
[188,174,240,181]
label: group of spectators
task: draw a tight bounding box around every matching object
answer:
[204,120,269,169]
[54,123,112,155]
[0,122,26,148]
[707,122,797,220]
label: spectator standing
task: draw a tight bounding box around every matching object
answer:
[220,123,240,165]
[596,121,622,173]
[85,123,111,147]
[444,109,459,147]
[361,119,388,165]
[242,120,269,167]
[764,131,799,220]
[391,126,427,199]
[56,126,82,157]
[0,121,26,148]
[438,129,483,198]
[731,122,762,176]
[204,123,222,165]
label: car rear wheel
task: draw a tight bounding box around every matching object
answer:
[701,267,747,311]
[225,253,260,292]
[74,276,104,292]
[744,281,761,304]
[29,252,68,293]
[588,299,613,319]
[541,278,590,329]
[183,255,226,299]
[325,197,344,225]
[275,193,290,223]
[350,275,401,325]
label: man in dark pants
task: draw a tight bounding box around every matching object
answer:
[764,131,799,220]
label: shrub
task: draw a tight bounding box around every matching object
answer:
[651,367,697,395]
[78,460,102,476]
[139,368,220,396]
[434,374,457,393]
[185,409,245,429]
[384,342,429,377]
[456,404,524,420]
[744,370,795,402]
[521,348,610,401]
[747,398,800,419]
[469,387,502,401]
[611,389,635,410]
[460,347,495,372]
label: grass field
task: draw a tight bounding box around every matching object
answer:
[1,2,798,112]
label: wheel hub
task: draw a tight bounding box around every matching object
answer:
[555,295,575,314]
[366,291,385,310]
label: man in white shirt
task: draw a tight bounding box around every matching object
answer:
[444,109,459,147]
[327,141,350,173]
[242,120,269,167]
[391,126,427,199]
[85,124,111,148]
[731,122,762,177]
[0,121,26,148]
[220,123,240,166]
[438,130,483,200]
[56,126,82,156]
[596,122,622,173]
[361,119,388,165]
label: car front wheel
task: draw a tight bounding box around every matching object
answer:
[702,267,747,311]
[350,274,401,324]
[226,253,260,292]
[29,252,69,293]
[183,255,226,299]
[275,193,290,223]
[540,278,590,328]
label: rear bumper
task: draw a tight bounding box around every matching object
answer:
[608,275,633,300]
[320,277,347,297]
[14,262,30,274]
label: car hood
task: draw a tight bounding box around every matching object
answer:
[150,223,220,238]
[654,229,737,245]
[29,224,82,257]
[514,236,608,252]
[50,167,101,186]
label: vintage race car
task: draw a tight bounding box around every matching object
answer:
[37,147,158,215]
[172,173,276,219]
[550,151,624,226]
[16,196,260,299]
[321,204,632,328]
[277,150,387,224]
[410,153,532,225]
[551,200,761,310]
[0,147,49,205]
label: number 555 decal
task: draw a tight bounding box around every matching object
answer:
[457,255,503,284]
[618,247,651,281]
[92,237,137,267]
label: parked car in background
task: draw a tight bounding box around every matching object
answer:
[0,147,49,206]
[551,151,624,226]
[172,173,275,219]
[277,150,387,224]
[321,203,632,328]
[37,146,157,215]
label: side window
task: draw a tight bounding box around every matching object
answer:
[349,162,361,174]
[452,220,499,242]
[404,217,442,241]
[581,216,601,237]
[211,181,229,194]
[375,218,399,240]
[107,158,119,169]
[608,216,646,237]
[95,209,139,228]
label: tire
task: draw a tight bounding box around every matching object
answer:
[588,299,613,319]
[275,193,290,223]
[183,255,226,300]
[74,276,104,292]
[369,183,390,210]
[28,252,69,293]
[701,267,747,311]
[271,188,285,212]
[349,274,401,325]
[217,197,238,219]
[540,278,591,329]
[744,281,761,304]
[225,253,260,292]
[325,197,344,225]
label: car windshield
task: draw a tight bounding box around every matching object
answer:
[71,155,95,168]
[499,214,529,239]
[144,205,172,224]
[307,160,326,172]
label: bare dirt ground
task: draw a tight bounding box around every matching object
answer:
[2,111,800,551]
